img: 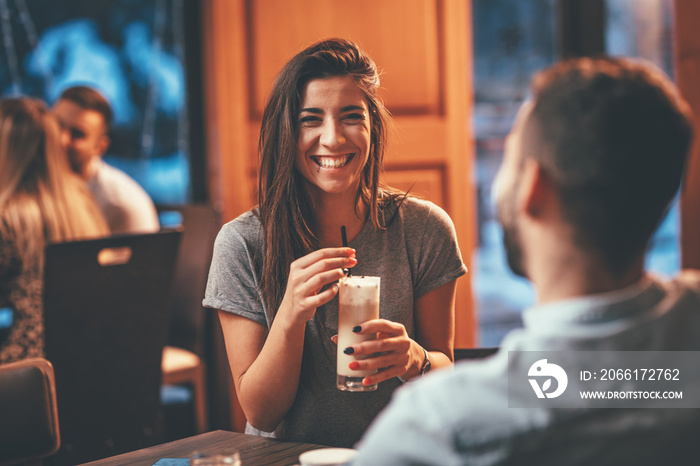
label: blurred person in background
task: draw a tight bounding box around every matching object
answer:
[53,85,159,234]
[0,97,109,364]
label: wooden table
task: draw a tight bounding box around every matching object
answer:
[81,430,326,466]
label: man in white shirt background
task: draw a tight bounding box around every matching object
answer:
[53,85,160,235]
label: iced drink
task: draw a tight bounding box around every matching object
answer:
[337,275,380,391]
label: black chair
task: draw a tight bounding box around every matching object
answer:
[0,358,60,465]
[157,204,221,435]
[43,230,182,465]
[157,204,220,356]
[454,347,499,361]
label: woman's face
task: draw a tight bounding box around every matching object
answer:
[295,76,371,198]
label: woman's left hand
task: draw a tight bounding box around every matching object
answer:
[343,319,424,386]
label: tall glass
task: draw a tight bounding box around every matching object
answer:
[337,275,380,391]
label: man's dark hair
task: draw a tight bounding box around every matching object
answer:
[527,57,693,276]
[58,85,113,130]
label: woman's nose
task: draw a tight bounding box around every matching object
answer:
[320,122,346,148]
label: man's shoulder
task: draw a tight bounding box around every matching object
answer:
[354,351,525,465]
[90,160,159,233]
[394,350,513,428]
[94,161,149,197]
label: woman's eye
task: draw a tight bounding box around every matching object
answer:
[344,113,365,122]
[299,115,321,124]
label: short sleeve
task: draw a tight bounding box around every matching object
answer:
[202,217,267,327]
[411,202,468,298]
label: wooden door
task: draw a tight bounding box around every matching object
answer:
[674,0,700,269]
[203,0,477,429]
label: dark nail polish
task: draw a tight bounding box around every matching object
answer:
[352,326,362,333]
[343,347,354,355]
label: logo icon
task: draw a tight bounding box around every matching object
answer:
[528,359,568,399]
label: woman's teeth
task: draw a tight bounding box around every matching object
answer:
[313,154,352,168]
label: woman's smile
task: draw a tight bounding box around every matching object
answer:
[310,153,355,169]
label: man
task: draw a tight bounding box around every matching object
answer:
[353,58,700,465]
[53,86,159,234]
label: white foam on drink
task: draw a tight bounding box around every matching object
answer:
[338,276,380,303]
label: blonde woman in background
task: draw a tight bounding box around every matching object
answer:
[0,97,109,364]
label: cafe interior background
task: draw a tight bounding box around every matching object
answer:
[2,0,700,444]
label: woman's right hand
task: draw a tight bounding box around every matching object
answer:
[278,247,357,325]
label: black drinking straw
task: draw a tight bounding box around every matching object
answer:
[340,225,351,276]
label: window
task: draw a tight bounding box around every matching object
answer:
[472,0,556,346]
[0,0,198,204]
[606,0,678,278]
[472,0,677,346]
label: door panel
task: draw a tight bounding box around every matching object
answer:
[248,0,442,117]
[383,166,447,209]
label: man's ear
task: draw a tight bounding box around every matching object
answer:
[97,135,110,157]
[518,158,555,218]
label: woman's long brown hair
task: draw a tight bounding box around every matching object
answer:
[257,38,402,317]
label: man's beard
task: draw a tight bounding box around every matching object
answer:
[497,187,527,278]
[501,220,526,278]
[67,151,82,174]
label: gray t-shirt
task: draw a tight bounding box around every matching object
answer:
[203,196,467,447]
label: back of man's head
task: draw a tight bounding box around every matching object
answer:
[526,57,693,276]
[58,86,113,131]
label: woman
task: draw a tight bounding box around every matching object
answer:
[0,97,109,364]
[204,38,467,447]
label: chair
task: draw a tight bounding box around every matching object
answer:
[157,204,220,435]
[454,347,499,361]
[0,358,60,465]
[42,230,182,465]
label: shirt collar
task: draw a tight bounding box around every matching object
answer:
[522,274,663,329]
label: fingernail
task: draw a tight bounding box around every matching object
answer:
[343,347,354,354]
[348,257,357,265]
[347,248,356,255]
[363,378,372,386]
[352,326,362,333]
[349,361,360,370]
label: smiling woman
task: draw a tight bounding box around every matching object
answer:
[203,38,468,447]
